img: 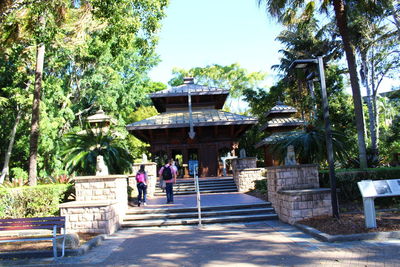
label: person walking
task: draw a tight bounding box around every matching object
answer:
[159,159,177,204]
[136,165,148,207]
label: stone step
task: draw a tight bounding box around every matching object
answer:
[173,181,236,187]
[154,188,238,195]
[125,203,273,215]
[174,178,234,184]
[155,184,237,192]
[121,214,278,228]
[124,207,275,221]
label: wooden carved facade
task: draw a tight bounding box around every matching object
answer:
[126,77,257,177]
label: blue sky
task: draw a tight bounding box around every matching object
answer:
[149,0,399,94]
[149,0,283,86]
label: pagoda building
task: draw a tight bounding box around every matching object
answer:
[255,101,304,166]
[126,77,257,177]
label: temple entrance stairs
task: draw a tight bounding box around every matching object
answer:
[154,177,238,196]
[122,202,277,228]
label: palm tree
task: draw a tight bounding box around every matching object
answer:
[257,0,393,168]
[62,129,132,176]
[268,124,348,165]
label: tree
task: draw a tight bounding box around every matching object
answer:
[63,129,132,175]
[0,0,168,182]
[268,124,349,164]
[256,0,395,168]
[349,11,400,160]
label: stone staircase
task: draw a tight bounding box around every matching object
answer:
[154,177,238,196]
[122,202,278,228]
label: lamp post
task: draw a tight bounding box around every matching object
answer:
[289,56,339,219]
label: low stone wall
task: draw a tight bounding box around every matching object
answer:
[74,175,128,218]
[232,157,263,192]
[231,157,257,170]
[273,189,332,224]
[61,175,128,235]
[233,168,264,192]
[266,164,319,191]
[266,164,333,224]
[130,162,157,198]
[60,201,119,234]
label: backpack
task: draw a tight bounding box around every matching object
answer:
[136,172,146,183]
[162,166,173,180]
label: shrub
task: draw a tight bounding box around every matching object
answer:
[254,179,268,194]
[0,184,72,219]
[319,167,400,206]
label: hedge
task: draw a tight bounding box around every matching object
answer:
[0,184,72,219]
[319,167,400,206]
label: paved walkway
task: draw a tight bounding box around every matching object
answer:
[136,192,266,209]
[2,192,400,266]
[3,220,400,267]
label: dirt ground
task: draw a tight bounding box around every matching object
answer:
[247,190,400,235]
[0,232,98,253]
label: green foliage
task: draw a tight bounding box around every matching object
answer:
[63,129,132,175]
[0,1,168,181]
[254,179,268,194]
[319,167,400,204]
[0,184,71,218]
[268,124,349,165]
[10,167,28,183]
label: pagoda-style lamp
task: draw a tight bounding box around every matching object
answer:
[87,109,112,134]
[289,56,339,219]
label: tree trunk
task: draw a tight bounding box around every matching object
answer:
[0,108,22,184]
[333,0,368,169]
[360,51,378,158]
[28,15,45,186]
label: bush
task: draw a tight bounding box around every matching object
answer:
[254,179,268,194]
[319,167,400,206]
[0,184,72,219]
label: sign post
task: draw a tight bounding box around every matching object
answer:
[193,162,202,227]
[358,179,400,228]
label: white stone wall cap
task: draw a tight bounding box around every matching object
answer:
[132,162,156,166]
[59,200,118,208]
[74,175,129,180]
[278,188,331,195]
[235,168,263,171]
[264,164,318,170]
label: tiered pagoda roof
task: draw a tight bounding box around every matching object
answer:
[126,77,257,142]
[255,101,304,148]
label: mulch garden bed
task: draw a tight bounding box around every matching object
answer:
[247,190,400,236]
[0,232,99,253]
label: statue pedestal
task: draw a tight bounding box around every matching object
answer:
[231,157,263,192]
[265,164,333,224]
[60,175,128,234]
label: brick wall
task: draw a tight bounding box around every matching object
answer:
[60,201,119,234]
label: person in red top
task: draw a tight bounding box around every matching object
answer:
[159,159,177,204]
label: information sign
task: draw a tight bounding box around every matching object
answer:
[357,179,400,228]
[188,160,198,176]
[358,179,400,198]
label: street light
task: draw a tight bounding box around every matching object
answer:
[290,56,339,219]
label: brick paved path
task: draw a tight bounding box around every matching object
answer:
[3,220,400,267]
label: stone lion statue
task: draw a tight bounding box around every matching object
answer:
[284,145,297,166]
[96,155,109,176]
